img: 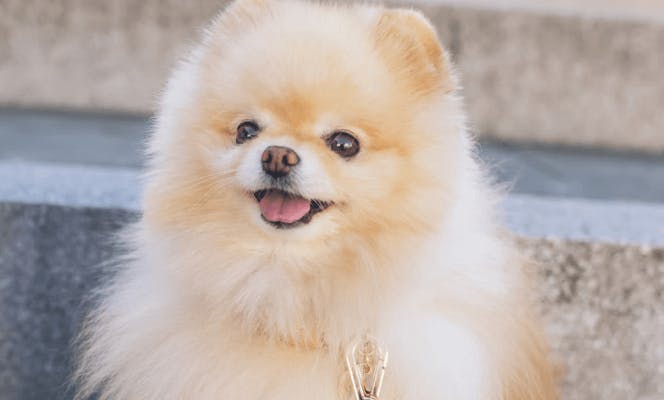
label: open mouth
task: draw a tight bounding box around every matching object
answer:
[253,189,333,229]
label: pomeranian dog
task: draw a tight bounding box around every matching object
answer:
[76,0,557,399]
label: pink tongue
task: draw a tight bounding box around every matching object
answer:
[259,190,311,223]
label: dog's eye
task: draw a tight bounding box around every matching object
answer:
[236,121,261,144]
[327,131,360,158]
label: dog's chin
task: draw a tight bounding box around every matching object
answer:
[251,189,334,230]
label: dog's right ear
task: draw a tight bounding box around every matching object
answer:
[211,0,273,35]
[373,9,454,95]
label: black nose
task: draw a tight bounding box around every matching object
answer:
[261,146,300,178]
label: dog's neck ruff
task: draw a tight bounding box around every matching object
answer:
[345,336,389,400]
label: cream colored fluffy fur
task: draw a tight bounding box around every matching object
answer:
[75,1,557,399]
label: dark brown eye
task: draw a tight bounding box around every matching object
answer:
[327,131,360,158]
[236,120,261,144]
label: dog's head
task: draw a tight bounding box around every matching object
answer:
[146,0,463,249]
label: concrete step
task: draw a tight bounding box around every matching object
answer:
[0,161,663,400]
[1,160,663,246]
[2,0,664,152]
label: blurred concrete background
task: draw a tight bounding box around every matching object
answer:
[2,0,664,152]
[0,1,663,399]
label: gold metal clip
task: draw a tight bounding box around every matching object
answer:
[345,336,389,400]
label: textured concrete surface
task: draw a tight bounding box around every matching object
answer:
[524,238,664,400]
[0,200,662,399]
[1,0,664,152]
[3,109,664,204]
[0,203,136,400]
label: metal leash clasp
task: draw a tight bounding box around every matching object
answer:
[345,335,389,400]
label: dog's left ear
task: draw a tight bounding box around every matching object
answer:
[373,9,454,95]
